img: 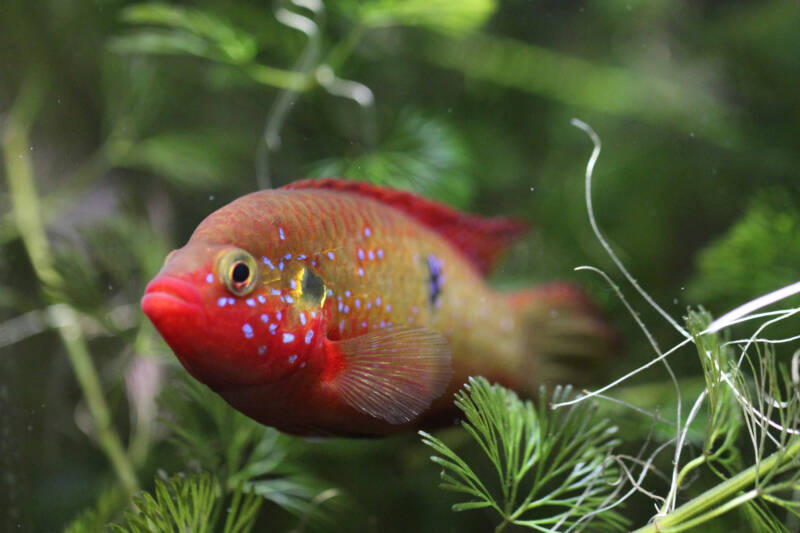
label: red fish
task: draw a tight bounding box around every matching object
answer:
[142,179,614,436]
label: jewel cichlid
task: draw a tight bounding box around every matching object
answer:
[142,179,616,437]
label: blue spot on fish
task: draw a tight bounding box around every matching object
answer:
[386,304,391,312]
[217,297,227,307]
[358,268,364,276]
[297,254,306,260]
[269,324,277,334]
[227,298,235,305]
[260,314,269,323]
[305,330,314,344]
[345,290,351,297]
[283,333,295,343]
[299,312,306,325]
[285,295,294,303]
[279,227,285,240]
[364,227,371,237]
[258,345,267,355]
[279,261,284,271]
[285,253,292,260]
[271,289,281,296]
[257,295,266,304]
[263,257,275,269]
[355,299,361,309]
[377,249,384,259]
[288,354,297,364]
[328,251,335,260]
[206,273,214,283]
[290,279,297,289]
[246,298,255,307]
[368,250,375,260]
[242,323,254,339]
[427,254,444,307]
[276,311,282,321]
[357,249,365,260]
[376,296,381,306]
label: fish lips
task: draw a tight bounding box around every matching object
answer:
[142,275,207,337]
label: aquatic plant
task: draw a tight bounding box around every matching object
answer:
[420,379,625,532]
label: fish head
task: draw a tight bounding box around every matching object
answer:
[142,239,328,389]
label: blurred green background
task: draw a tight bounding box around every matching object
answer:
[1,0,799,531]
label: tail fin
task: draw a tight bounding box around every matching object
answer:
[509,283,619,386]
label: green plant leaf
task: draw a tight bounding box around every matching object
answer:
[353,0,496,36]
[118,3,257,64]
[110,29,221,62]
[114,131,246,190]
[424,32,736,145]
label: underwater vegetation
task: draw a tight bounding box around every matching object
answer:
[2,0,800,531]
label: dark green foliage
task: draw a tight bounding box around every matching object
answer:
[308,112,475,207]
[163,377,330,518]
[689,192,800,315]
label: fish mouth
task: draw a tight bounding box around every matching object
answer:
[141,275,205,320]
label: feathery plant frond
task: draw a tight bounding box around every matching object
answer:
[420,377,626,532]
[163,376,336,521]
[110,473,261,533]
[688,191,800,314]
[636,342,800,533]
[686,308,741,476]
[64,486,129,533]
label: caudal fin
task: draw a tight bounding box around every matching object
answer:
[509,283,619,386]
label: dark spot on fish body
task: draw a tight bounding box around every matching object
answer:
[426,254,444,308]
[300,268,326,307]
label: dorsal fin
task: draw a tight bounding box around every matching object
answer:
[284,178,528,275]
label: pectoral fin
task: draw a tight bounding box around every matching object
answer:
[326,327,452,424]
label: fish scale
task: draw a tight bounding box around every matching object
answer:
[142,179,617,436]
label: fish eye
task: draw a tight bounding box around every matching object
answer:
[218,249,258,296]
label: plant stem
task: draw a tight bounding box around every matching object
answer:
[1,74,139,494]
[633,437,800,532]
[494,518,510,533]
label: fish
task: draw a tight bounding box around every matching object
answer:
[141,179,616,437]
